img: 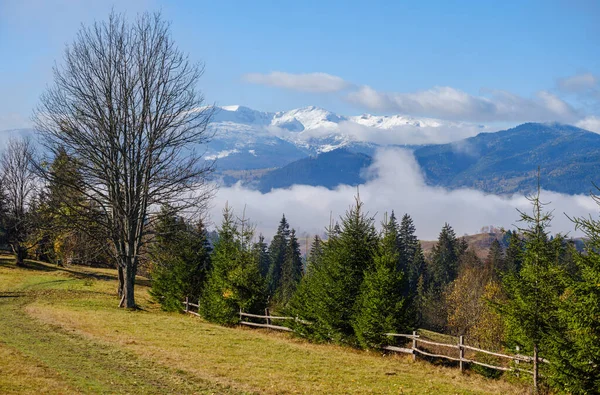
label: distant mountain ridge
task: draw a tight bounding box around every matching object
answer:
[241,122,600,195]
[414,122,600,195]
[5,113,598,196]
[256,149,373,193]
[206,105,478,170]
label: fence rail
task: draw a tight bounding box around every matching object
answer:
[182,298,201,317]
[182,300,547,390]
[381,329,547,387]
[238,309,312,330]
[239,320,294,332]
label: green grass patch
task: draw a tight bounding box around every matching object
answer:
[0,259,527,394]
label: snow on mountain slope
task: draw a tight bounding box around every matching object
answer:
[350,113,448,128]
[273,106,346,130]
[212,105,273,126]
[206,105,487,170]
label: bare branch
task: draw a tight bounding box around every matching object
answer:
[33,11,214,308]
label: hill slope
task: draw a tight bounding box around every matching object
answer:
[413,123,600,195]
[0,258,525,394]
[256,149,373,192]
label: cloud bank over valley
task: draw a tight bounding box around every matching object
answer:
[208,148,596,241]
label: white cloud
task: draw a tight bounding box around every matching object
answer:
[557,73,598,93]
[346,85,578,123]
[242,72,350,93]
[208,148,594,241]
[287,120,488,146]
[576,116,600,133]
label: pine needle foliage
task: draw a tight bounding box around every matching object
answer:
[352,213,407,349]
[266,215,290,297]
[199,205,266,325]
[289,195,378,344]
[546,190,600,393]
[149,205,211,312]
[500,184,563,388]
[276,228,302,306]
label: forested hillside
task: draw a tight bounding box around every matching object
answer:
[414,123,600,195]
[256,149,373,192]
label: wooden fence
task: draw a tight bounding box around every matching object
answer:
[183,301,549,389]
[382,331,550,390]
[183,297,201,317]
[238,310,294,332]
[383,332,547,373]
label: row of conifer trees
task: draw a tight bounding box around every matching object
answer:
[149,191,600,393]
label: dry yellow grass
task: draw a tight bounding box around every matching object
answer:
[0,343,79,394]
[1,258,528,394]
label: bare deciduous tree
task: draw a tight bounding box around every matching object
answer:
[34,12,214,308]
[1,137,38,266]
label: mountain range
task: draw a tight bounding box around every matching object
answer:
[414,122,600,195]
[2,106,598,196]
[206,105,481,170]
[206,106,600,196]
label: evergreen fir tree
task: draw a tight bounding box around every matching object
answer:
[398,213,418,278]
[276,229,302,305]
[500,186,563,390]
[384,211,400,250]
[408,240,426,298]
[149,206,211,311]
[456,236,469,258]
[429,223,459,290]
[504,230,524,274]
[289,196,378,343]
[412,242,427,326]
[398,213,422,325]
[545,197,600,393]
[352,213,407,348]
[266,214,290,296]
[549,234,578,278]
[253,234,270,278]
[421,223,460,331]
[306,235,323,275]
[485,239,505,278]
[200,205,266,325]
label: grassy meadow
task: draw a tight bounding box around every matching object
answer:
[0,257,528,394]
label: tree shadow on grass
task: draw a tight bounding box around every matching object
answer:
[0,257,151,287]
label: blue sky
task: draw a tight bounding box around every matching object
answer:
[1,0,599,130]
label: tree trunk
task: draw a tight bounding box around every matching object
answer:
[117,266,124,299]
[533,343,539,393]
[13,244,26,267]
[119,263,136,309]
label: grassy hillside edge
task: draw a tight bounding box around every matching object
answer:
[0,258,526,394]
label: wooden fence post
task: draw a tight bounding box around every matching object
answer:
[515,346,520,378]
[459,335,464,373]
[265,308,270,326]
[185,297,189,313]
[412,331,417,362]
[239,308,242,323]
[533,344,539,393]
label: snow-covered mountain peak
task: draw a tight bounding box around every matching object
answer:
[220,105,241,111]
[206,105,488,164]
[212,105,273,126]
[350,113,449,129]
[211,105,467,133]
[273,106,346,130]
